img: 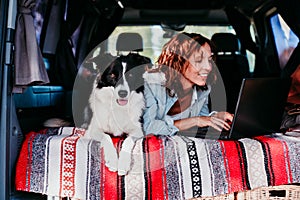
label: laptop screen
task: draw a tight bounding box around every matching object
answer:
[228,77,291,139]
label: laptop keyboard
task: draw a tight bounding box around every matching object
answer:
[178,127,230,140]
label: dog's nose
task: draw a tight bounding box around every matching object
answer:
[118,90,128,98]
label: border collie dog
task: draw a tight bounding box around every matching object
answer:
[85,57,146,176]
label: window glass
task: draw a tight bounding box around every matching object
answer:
[270,14,299,69]
[107,25,236,62]
[246,23,257,72]
[33,0,49,44]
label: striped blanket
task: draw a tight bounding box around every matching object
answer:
[15,127,300,199]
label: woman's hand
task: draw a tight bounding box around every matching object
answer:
[174,112,233,132]
[195,112,233,132]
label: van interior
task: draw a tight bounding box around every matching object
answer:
[0,0,300,199]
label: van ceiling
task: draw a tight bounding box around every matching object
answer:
[121,8,229,25]
[123,0,225,9]
[122,0,271,13]
[120,0,273,25]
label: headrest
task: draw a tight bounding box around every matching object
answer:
[116,32,143,52]
[211,33,241,54]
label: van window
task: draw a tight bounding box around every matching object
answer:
[107,25,235,62]
[246,23,256,73]
[33,0,48,44]
[270,14,299,69]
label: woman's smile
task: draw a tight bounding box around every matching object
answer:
[183,42,212,86]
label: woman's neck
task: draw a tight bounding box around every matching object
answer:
[180,75,194,92]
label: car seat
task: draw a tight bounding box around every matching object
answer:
[116,32,144,53]
[211,32,251,113]
[115,32,152,93]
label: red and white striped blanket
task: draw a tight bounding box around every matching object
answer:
[15,127,300,199]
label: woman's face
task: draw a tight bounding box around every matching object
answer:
[183,42,213,87]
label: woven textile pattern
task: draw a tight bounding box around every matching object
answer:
[15,127,300,199]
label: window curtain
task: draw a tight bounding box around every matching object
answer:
[53,0,124,90]
[13,0,49,93]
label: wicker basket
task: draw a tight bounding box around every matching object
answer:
[190,185,300,200]
[236,185,300,200]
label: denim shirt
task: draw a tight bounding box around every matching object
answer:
[142,71,211,136]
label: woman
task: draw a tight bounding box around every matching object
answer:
[143,32,233,136]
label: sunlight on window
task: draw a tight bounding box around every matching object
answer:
[246,50,255,72]
[246,23,257,72]
[271,14,299,69]
[107,25,236,63]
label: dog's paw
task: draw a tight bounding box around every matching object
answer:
[117,150,132,176]
[104,149,118,172]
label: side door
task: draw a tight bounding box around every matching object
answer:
[0,0,21,199]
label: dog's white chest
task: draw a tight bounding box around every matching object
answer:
[90,91,144,136]
[106,106,134,136]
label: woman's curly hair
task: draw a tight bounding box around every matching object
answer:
[154,32,217,97]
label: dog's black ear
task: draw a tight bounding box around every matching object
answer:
[94,73,103,89]
[96,80,106,89]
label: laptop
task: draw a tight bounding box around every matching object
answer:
[179,77,291,140]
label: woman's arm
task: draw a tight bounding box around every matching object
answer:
[174,115,231,132]
[143,81,179,136]
[174,95,233,131]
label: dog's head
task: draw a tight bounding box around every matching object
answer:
[96,55,150,106]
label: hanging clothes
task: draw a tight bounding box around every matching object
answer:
[53,0,124,90]
[14,0,50,93]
